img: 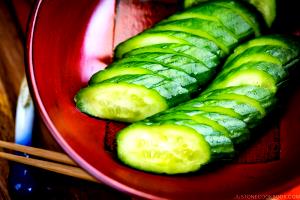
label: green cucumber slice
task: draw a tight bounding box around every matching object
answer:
[208,68,277,93]
[123,43,219,69]
[244,0,276,27]
[165,4,254,39]
[114,33,189,59]
[151,18,238,53]
[117,123,211,174]
[224,36,292,65]
[214,0,261,36]
[224,45,299,69]
[174,98,263,127]
[218,61,287,83]
[191,111,250,144]
[75,83,168,122]
[153,119,235,160]
[90,61,198,92]
[113,52,211,84]
[201,86,276,110]
[101,74,191,107]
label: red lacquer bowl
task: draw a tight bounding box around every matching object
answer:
[26,0,300,199]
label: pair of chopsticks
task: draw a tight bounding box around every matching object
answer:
[0,140,98,182]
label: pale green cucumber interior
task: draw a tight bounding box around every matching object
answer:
[226,38,289,64]
[246,0,276,27]
[204,93,266,117]
[151,25,230,54]
[89,67,152,84]
[115,33,188,59]
[75,83,168,122]
[196,106,242,119]
[166,13,219,23]
[188,114,230,137]
[224,54,282,71]
[210,69,277,93]
[117,123,211,174]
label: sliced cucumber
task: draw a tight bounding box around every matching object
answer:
[123,43,219,69]
[76,0,262,123]
[165,3,254,39]
[117,123,211,174]
[224,46,299,70]
[243,0,276,27]
[89,66,152,84]
[113,52,211,84]
[193,111,250,144]
[201,85,276,110]
[149,119,235,160]
[101,74,191,107]
[214,0,261,36]
[208,68,277,93]
[115,33,189,59]
[152,112,231,138]
[90,61,198,91]
[115,34,300,174]
[144,30,224,57]
[152,18,238,53]
[75,83,168,122]
[218,61,287,83]
[224,36,292,65]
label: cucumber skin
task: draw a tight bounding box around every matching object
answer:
[116,35,300,174]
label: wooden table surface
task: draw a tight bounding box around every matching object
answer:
[0,1,129,199]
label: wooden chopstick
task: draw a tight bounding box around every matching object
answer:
[0,140,76,166]
[0,140,98,182]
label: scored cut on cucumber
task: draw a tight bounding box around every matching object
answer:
[184,0,275,28]
[114,33,189,59]
[116,35,300,174]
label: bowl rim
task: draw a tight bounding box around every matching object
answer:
[25,0,163,199]
[25,1,300,199]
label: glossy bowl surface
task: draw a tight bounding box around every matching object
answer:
[27,0,300,199]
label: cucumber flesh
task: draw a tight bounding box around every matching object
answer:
[201,86,276,110]
[115,33,189,59]
[214,1,261,36]
[117,123,211,174]
[208,68,277,93]
[154,120,235,160]
[173,98,264,127]
[75,83,168,122]
[115,35,300,174]
[218,61,287,83]
[224,36,291,65]
[152,18,238,53]
[90,62,198,91]
[153,112,231,138]
[224,46,299,69]
[101,74,191,107]
[244,0,276,27]
[166,4,254,39]
[89,67,152,84]
[123,43,219,69]
[115,52,211,84]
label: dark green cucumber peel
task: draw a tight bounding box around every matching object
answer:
[116,35,300,174]
[75,0,261,123]
[166,3,255,39]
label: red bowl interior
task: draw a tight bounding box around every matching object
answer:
[27,0,300,199]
